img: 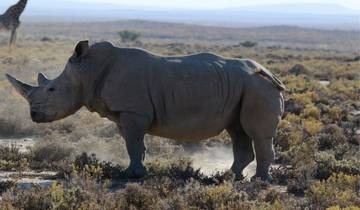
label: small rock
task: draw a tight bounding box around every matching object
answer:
[350,111,360,116]
[319,80,330,86]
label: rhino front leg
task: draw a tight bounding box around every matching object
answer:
[118,112,150,178]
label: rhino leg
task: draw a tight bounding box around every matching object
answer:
[241,110,281,182]
[252,137,275,182]
[227,123,254,180]
[118,112,150,178]
[239,87,283,182]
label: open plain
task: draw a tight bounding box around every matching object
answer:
[0,20,359,209]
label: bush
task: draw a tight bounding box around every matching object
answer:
[0,145,30,171]
[301,104,321,119]
[240,41,257,48]
[185,181,243,209]
[303,118,324,135]
[275,120,303,151]
[328,106,343,122]
[308,173,360,208]
[0,181,16,194]
[292,92,319,106]
[284,99,303,115]
[146,158,228,185]
[119,183,162,210]
[318,124,347,150]
[31,140,74,169]
[60,153,124,181]
[288,64,311,76]
[118,30,141,42]
[315,152,360,180]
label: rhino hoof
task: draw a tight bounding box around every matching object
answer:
[234,174,245,181]
[124,167,147,179]
[251,173,273,183]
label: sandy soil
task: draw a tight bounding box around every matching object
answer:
[0,138,57,188]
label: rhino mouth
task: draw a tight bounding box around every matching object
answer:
[30,110,57,123]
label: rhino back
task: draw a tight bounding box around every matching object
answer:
[147,53,248,140]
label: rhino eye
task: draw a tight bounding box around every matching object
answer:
[48,87,55,92]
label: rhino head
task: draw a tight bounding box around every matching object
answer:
[6,40,90,123]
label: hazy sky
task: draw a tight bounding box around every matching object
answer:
[78,0,360,10]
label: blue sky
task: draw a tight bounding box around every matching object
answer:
[76,0,360,10]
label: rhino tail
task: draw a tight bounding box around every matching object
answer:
[248,60,286,91]
[258,69,286,91]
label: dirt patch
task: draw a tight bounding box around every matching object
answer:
[0,171,57,189]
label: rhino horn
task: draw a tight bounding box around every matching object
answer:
[37,73,49,86]
[6,74,35,99]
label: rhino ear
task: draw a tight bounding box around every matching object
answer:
[37,73,49,86]
[74,40,89,58]
[6,74,35,99]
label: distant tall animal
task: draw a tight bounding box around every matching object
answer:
[0,0,28,47]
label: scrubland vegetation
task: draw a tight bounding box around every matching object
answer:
[0,21,359,209]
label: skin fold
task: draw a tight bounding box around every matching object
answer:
[6,41,285,181]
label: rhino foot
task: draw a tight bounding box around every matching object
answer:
[123,166,147,179]
[251,173,273,183]
[234,174,245,181]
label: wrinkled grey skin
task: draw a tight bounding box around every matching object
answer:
[7,41,285,181]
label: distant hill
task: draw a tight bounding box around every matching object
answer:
[228,3,360,15]
[18,19,360,52]
[0,1,359,30]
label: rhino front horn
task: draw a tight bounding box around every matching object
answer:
[6,74,35,99]
[37,73,49,86]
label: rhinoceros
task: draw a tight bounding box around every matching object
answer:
[6,41,285,181]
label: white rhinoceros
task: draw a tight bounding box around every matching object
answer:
[6,41,285,181]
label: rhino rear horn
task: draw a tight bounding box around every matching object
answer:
[6,74,35,99]
[37,73,49,86]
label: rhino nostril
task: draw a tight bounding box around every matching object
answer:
[30,111,37,118]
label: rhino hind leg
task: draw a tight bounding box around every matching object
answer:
[227,123,255,180]
[239,90,283,182]
[118,112,149,178]
[240,111,281,182]
[251,137,275,182]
